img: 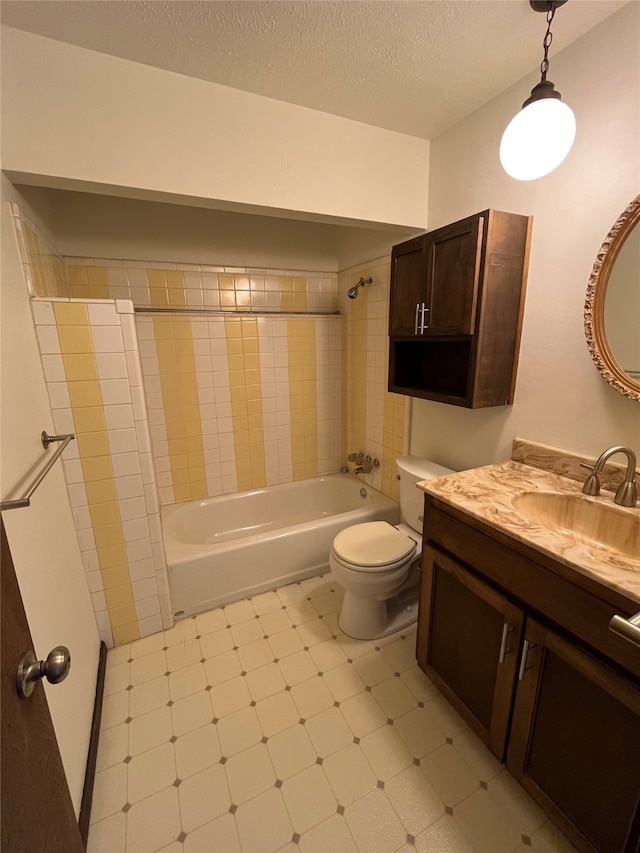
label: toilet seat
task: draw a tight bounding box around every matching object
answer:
[332,521,416,573]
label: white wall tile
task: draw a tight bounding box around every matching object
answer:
[96,353,128,380]
[108,428,138,455]
[134,421,152,454]
[122,517,150,543]
[68,482,88,508]
[141,455,158,487]
[112,451,142,477]
[126,538,153,563]
[120,315,138,350]
[135,596,161,620]
[73,505,92,530]
[119,495,147,521]
[104,404,135,431]
[133,577,158,602]
[125,350,144,387]
[88,303,120,325]
[42,354,66,382]
[91,590,107,612]
[152,541,167,567]
[138,614,163,638]
[31,300,56,325]
[92,326,124,353]
[36,325,61,354]
[81,549,99,572]
[148,513,162,543]
[129,558,156,582]
[144,484,160,513]
[78,527,96,552]
[85,570,104,593]
[53,407,75,434]
[115,474,144,501]
[100,379,131,405]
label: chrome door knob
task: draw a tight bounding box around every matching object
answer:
[17,646,71,699]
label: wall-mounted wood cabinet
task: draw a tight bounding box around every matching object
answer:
[388,209,532,407]
[418,495,640,853]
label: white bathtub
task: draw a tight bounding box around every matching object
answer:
[162,473,400,618]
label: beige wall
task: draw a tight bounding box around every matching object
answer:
[411,3,640,471]
[16,187,411,274]
[1,26,430,229]
[0,177,100,814]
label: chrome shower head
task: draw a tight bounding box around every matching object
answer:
[347,277,372,300]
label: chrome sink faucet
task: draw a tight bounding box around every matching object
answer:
[582,446,638,507]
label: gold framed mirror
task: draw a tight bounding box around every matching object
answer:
[585,194,640,402]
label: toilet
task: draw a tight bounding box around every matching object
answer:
[330,456,454,640]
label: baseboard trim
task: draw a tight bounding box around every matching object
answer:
[79,641,108,849]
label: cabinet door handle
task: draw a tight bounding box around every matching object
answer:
[609,612,640,648]
[420,304,429,332]
[518,640,535,681]
[498,623,514,664]
[414,303,420,335]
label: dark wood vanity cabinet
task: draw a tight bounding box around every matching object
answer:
[509,619,640,853]
[418,495,640,853]
[419,544,525,761]
[388,209,532,408]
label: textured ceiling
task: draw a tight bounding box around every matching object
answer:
[0,0,628,139]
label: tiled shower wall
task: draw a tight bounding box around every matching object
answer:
[339,258,410,501]
[137,313,343,503]
[30,296,171,647]
[63,256,339,314]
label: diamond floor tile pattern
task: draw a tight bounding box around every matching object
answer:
[88,572,575,853]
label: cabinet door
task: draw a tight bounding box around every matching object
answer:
[417,545,525,761]
[424,214,484,335]
[508,618,640,853]
[389,234,428,336]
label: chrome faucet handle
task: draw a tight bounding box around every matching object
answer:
[582,473,601,496]
[580,462,595,471]
[615,480,638,508]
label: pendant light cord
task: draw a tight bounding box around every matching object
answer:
[540,2,557,82]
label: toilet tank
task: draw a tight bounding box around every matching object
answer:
[396,456,455,533]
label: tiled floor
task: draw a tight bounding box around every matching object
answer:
[88,574,575,853]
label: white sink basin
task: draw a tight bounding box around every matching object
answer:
[511,492,640,560]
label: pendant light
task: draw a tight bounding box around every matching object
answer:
[500,0,576,181]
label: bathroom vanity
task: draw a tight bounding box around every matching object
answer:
[416,452,640,853]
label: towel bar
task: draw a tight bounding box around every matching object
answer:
[0,431,75,511]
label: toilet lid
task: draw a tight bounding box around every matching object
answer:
[333,521,416,569]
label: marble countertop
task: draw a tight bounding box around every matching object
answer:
[417,460,640,606]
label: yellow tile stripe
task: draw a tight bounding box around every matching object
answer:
[152,316,207,502]
[225,318,267,492]
[67,265,110,300]
[280,276,308,312]
[288,318,318,481]
[53,302,139,645]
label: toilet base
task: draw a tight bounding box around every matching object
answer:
[338,586,418,640]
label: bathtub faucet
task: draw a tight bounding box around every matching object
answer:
[348,452,380,475]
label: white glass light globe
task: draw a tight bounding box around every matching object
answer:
[500,97,576,181]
